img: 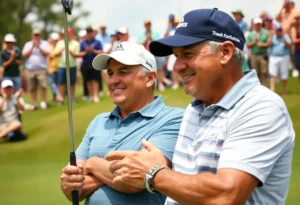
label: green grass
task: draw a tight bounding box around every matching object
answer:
[0,78,299,205]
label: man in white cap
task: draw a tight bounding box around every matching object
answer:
[0,79,24,139]
[246,17,271,85]
[1,34,23,92]
[60,41,183,205]
[22,28,50,110]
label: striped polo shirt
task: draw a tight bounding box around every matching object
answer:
[166,70,295,205]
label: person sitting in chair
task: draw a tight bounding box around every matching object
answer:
[0,79,25,140]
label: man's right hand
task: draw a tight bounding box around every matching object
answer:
[61,161,85,198]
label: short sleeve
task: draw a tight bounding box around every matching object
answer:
[284,34,291,43]
[0,51,5,65]
[137,34,146,44]
[41,41,50,53]
[74,41,80,53]
[22,42,31,55]
[16,47,22,60]
[218,101,294,186]
[54,41,63,54]
[246,33,253,43]
[80,41,85,52]
[76,117,97,160]
[95,40,103,50]
[147,109,183,161]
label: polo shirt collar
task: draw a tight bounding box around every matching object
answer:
[109,96,165,119]
[192,70,260,109]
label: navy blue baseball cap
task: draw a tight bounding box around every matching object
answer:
[150,8,245,56]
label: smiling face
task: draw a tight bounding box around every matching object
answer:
[107,59,155,112]
[172,41,236,103]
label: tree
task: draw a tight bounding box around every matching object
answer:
[0,0,90,48]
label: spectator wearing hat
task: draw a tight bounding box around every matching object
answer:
[1,34,22,92]
[232,9,248,33]
[246,17,271,85]
[106,26,130,54]
[164,14,177,38]
[95,24,111,49]
[74,27,103,103]
[48,33,60,102]
[268,24,292,95]
[54,28,79,105]
[105,8,294,205]
[291,12,300,82]
[138,20,170,91]
[0,79,24,139]
[265,16,276,36]
[60,41,183,205]
[22,29,50,110]
[276,0,298,35]
[166,18,181,90]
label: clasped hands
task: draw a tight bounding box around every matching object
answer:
[60,140,167,196]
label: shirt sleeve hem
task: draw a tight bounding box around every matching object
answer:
[217,160,265,186]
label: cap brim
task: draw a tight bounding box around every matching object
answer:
[92,53,140,70]
[149,34,206,56]
[232,12,244,17]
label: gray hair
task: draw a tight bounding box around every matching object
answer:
[140,66,157,91]
[204,41,245,67]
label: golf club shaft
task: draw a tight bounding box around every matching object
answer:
[63,9,79,205]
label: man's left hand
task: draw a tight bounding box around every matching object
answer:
[106,140,167,188]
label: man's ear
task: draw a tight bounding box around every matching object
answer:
[146,72,157,88]
[220,41,235,65]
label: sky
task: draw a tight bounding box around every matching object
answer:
[77,0,300,40]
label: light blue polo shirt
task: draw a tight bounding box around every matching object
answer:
[237,19,248,33]
[270,34,291,56]
[166,70,295,205]
[76,96,184,205]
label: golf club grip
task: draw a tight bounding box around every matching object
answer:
[70,152,79,205]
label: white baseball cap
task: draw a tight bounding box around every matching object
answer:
[50,32,60,40]
[92,41,157,72]
[78,30,87,38]
[253,17,263,24]
[117,26,129,34]
[4,34,16,43]
[1,79,14,88]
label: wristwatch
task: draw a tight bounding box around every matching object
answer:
[144,165,169,194]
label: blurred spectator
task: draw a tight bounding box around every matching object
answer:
[22,29,50,110]
[166,18,181,90]
[0,79,24,139]
[268,24,292,95]
[77,30,88,99]
[95,24,111,49]
[138,20,171,91]
[164,14,177,37]
[232,9,248,33]
[76,26,103,103]
[107,26,130,53]
[92,26,99,38]
[54,28,79,105]
[265,16,276,36]
[1,34,22,92]
[291,12,300,80]
[276,0,297,34]
[247,17,271,85]
[48,32,60,101]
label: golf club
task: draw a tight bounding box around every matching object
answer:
[60,1,78,205]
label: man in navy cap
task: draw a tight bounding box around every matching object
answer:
[106,8,295,205]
